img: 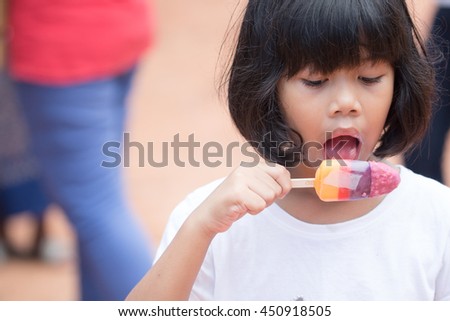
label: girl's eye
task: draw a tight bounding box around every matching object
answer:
[301,79,327,87]
[359,76,382,84]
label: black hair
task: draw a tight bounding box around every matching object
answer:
[227,0,435,166]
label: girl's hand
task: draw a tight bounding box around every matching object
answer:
[127,161,291,301]
[192,161,292,236]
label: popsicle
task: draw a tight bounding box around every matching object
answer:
[291,159,400,201]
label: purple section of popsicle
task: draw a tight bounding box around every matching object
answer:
[350,163,372,199]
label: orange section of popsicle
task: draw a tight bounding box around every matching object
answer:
[314,160,339,201]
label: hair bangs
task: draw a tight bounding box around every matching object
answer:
[277,0,406,77]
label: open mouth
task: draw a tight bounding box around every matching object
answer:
[323,135,361,160]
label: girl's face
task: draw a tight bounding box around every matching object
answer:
[277,60,394,171]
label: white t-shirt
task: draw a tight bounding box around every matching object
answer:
[155,166,450,300]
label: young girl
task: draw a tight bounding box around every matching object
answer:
[128,0,450,300]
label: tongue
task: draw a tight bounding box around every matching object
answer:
[324,136,360,160]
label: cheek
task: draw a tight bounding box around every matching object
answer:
[284,106,322,141]
[364,100,392,153]
[368,84,393,126]
[375,95,392,125]
[281,93,324,130]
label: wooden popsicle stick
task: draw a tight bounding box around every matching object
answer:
[291,178,315,188]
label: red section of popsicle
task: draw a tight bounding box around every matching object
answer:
[368,161,401,197]
[313,160,400,201]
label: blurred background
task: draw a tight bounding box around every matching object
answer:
[0,0,449,300]
[0,0,247,300]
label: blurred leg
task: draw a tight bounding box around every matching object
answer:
[15,69,153,300]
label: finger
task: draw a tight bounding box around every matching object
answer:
[248,183,278,207]
[248,173,282,205]
[234,188,268,215]
[255,162,292,199]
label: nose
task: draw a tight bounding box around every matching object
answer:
[328,82,362,117]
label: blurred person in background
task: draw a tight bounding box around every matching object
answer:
[6,0,156,300]
[1,0,51,262]
[0,65,52,262]
[405,0,450,185]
